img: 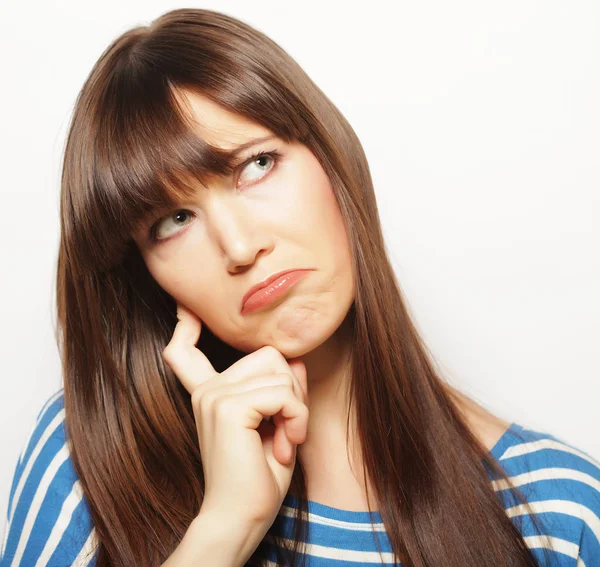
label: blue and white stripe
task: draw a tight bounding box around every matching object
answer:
[2,392,599,566]
[1,390,97,566]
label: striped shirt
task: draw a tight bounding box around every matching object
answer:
[1,389,599,566]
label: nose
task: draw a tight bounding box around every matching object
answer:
[206,198,274,273]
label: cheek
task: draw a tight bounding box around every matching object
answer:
[145,255,243,340]
[302,173,351,258]
[310,179,354,300]
[286,157,342,232]
[324,188,350,249]
[145,254,216,310]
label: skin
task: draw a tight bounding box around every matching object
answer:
[132,88,510,511]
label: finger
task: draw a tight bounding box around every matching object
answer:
[220,348,306,406]
[239,349,307,405]
[272,411,294,465]
[273,415,294,465]
[259,420,296,470]
[206,374,299,432]
[162,302,217,394]
[222,346,283,382]
[205,374,296,401]
[232,386,309,444]
[287,358,308,404]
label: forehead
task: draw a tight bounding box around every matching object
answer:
[174,88,272,150]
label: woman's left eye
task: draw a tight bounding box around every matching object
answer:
[236,150,282,188]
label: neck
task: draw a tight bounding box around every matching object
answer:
[301,311,353,421]
[295,313,356,470]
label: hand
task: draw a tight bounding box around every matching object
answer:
[162,303,309,528]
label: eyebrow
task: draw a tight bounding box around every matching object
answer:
[221,134,278,158]
[132,134,280,233]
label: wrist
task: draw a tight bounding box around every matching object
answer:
[181,510,262,567]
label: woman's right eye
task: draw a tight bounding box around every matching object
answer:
[150,209,195,243]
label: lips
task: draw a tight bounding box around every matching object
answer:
[241,269,311,314]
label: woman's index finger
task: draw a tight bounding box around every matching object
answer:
[162,303,217,394]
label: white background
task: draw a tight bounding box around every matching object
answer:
[0,0,598,532]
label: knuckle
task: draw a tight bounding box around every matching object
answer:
[214,396,234,420]
[161,343,176,364]
[190,384,205,409]
[262,345,282,361]
[293,401,309,423]
[279,373,294,389]
[198,388,218,416]
[299,403,309,419]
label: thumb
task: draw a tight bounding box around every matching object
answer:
[162,302,217,394]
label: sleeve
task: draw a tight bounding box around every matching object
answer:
[1,391,98,566]
[575,453,600,566]
[576,498,600,565]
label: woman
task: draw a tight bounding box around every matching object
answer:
[2,7,599,567]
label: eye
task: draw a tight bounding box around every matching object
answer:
[149,209,195,242]
[147,150,282,244]
[236,150,282,189]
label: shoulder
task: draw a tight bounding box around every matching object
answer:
[1,389,98,566]
[490,422,600,564]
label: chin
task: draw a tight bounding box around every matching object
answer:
[264,338,324,360]
[231,331,325,359]
[250,308,351,359]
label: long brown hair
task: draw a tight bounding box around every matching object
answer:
[56,8,552,566]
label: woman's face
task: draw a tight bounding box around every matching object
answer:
[132,90,355,358]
